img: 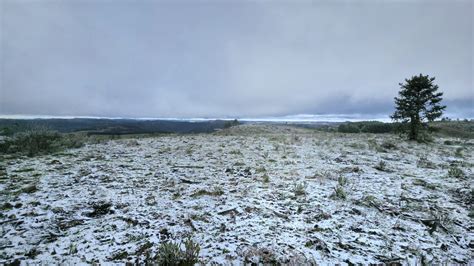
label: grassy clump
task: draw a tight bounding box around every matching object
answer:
[337,176,348,186]
[0,128,85,157]
[380,140,397,150]
[191,187,224,197]
[330,175,349,200]
[412,179,437,190]
[331,186,347,200]
[447,166,464,178]
[262,173,270,183]
[255,166,267,173]
[293,182,306,196]
[359,195,381,209]
[416,156,436,169]
[454,147,463,158]
[229,149,243,155]
[374,160,388,171]
[154,239,200,266]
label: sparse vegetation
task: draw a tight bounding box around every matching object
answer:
[331,186,347,200]
[359,195,381,209]
[337,176,348,186]
[380,140,397,150]
[191,187,224,197]
[447,166,464,178]
[1,124,472,264]
[262,173,270,183]
[455,147,463,158]
[374,160,388,171]
[154,239,200,265]
[229,149,243,155]
[255,166,267,173]
[0,128,85,156]
[293,182,306,196]
[417,156,436,169]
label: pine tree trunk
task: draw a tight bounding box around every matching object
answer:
[409,116,417,140]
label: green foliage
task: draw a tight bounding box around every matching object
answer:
[391,74,446,141]
[155,239,200,266]
[331,186,347,200]
[0,127,15,136]
[223,119,240,129]
[337,123,360,133]
[337,176,347,186]
[331,176,348,200]
[262,173,270,183]
[338,121,396,134]
[156,242,182,265]
[0,128,85,156]
[448,166,464,178]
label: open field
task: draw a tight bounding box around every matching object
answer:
[0,125,472,264]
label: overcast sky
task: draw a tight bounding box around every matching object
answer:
[0,0,472,119]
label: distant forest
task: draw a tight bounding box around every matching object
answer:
[0,118,472,138]
[0,119,233,135]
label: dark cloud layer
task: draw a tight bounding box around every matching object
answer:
[0,0,472,118]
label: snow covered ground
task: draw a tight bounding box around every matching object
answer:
[0,125,472,264]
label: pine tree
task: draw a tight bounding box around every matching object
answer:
[391,74,446,141]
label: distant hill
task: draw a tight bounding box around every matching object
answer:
[0,118,231,135]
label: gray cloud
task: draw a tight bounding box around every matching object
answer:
[0,0,472,118]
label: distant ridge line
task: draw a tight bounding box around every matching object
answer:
[0,114,392,123]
